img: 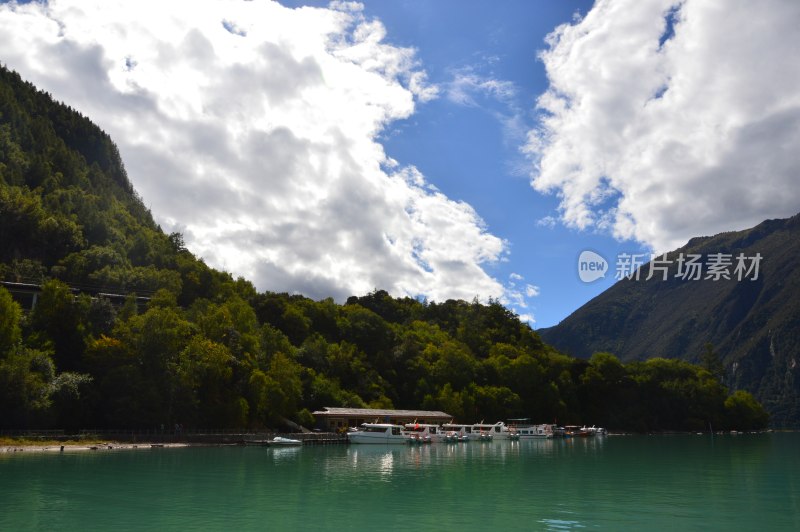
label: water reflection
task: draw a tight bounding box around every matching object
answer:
[539,518,586,531]
[268,445,301,463]
[336,437,604,474]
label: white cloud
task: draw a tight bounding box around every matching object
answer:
[445,66,530,146]
[536,215,557,229]
[446,68,516,108]
[527,0,800,252]
[0,0,505,303]
[516,313,535,325]
[501,273,538,323]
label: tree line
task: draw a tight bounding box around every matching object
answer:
[0,285,769,432]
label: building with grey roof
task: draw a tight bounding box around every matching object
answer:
[312,407,452,432]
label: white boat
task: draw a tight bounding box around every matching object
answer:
[472,421,510,440]
[442,431,460,443]
[402,423,442,443]
[267,436,302,446]
[347,423,407,444]
[441,423,473,442]
[582,425,607,436]
[514,424,556,439]
[564,425,591,438]
[506,419,556,439]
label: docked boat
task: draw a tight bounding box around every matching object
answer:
[472,421,511,440]
[347,423,407,444]
[517,424,557,439]
[582,425,607,436]
[563,425,590,438]
[442,432,459,443]
[506,419,557,439]
[441,423,473,442]
[478,431,494,442]
[402,423,442,443]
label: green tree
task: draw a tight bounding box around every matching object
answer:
[0,285,22,354]
[724,390,769,430]
[250,352,303,425]
[0,346,56,428]
[109,306,194,425]
[174,335,244,427]
[702,342,724,383]
[579,352,627,426]
[27,279,87,371]
[428,341,476,390]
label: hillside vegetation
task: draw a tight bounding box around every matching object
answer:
[0,64,768,432]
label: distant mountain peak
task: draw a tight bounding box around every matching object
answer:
[540,213,800,427]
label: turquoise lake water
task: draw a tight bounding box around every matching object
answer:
[2,433,799,531]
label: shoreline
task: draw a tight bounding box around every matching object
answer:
[1,442,191,453]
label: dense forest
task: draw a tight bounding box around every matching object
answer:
[0,64,769,433]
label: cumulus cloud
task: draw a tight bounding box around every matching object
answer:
[0,0,508,302]
[527,0,800,252]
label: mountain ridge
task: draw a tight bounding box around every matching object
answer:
[539,214,800,426]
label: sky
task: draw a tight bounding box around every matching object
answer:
[1,0,798,328]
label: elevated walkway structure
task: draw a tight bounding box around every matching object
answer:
[1,280,151,311]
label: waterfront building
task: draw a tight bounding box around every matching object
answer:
[312,407,452,432]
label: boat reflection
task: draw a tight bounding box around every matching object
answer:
[268,446,302,462]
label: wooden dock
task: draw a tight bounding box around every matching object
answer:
[296,433,347,445]
[241,432,347,446]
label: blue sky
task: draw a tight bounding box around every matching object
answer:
[282,0,647,327]
[1,0,798,328]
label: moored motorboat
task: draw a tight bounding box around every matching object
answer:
[472,421,511,440]
[478,431,494,442]
[582,425,607,436]
[403,423,441,443]
[516,424,557,439]
[563,425,590,438]
[267,436,302,446]
[441,423,473,442]
[442,431,460,443]
[347,423,407,444]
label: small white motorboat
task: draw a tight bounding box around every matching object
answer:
[268,436,302,446]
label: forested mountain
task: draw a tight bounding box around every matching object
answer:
[539,215,800,427]
[0,64,768,432]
